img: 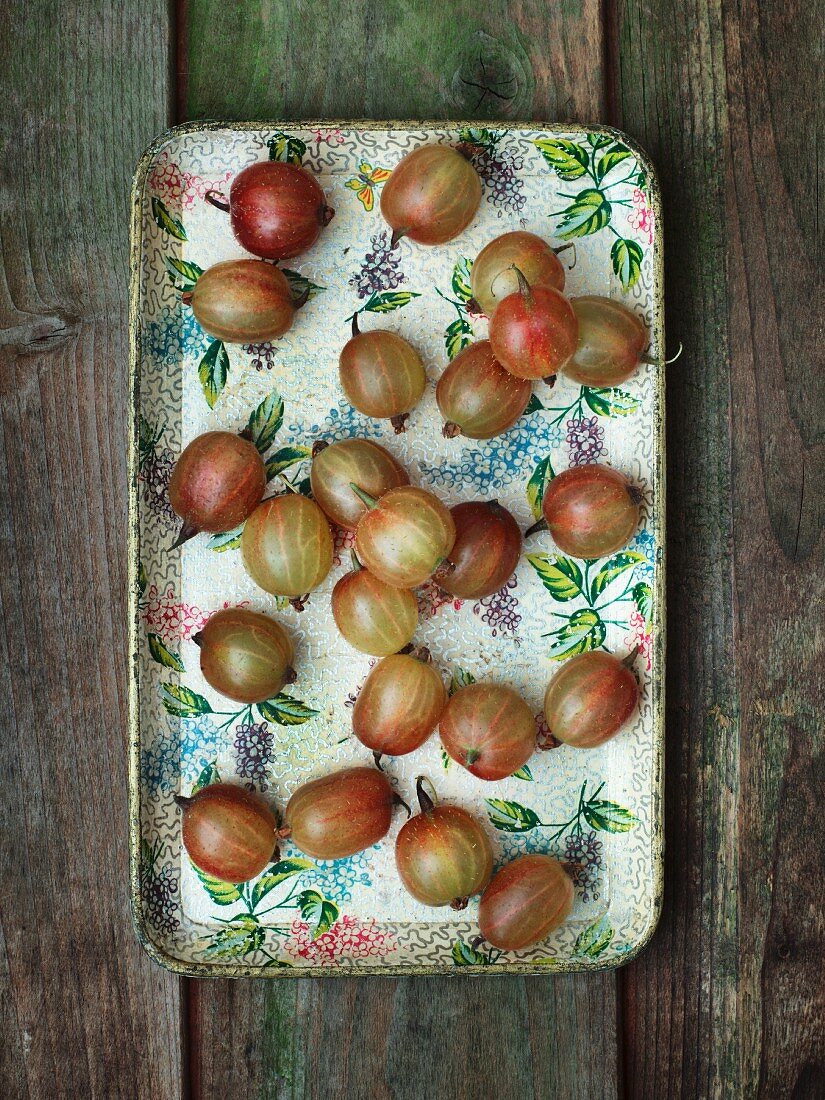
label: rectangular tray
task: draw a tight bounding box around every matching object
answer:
[129,120,664,977]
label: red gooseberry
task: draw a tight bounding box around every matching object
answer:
[353,484,456,589]
[185,259,301,343]
[175,782,278,883]
[380,145,482,247]
[489,267,578,381]
[309,438,409,530]
[434,500,522,599]
[543,649,640,747]
[193,608,295,705]
[339,316,426,433]
[478,854,574,950]
[439,682,536,781]
[471,231,565,317]
[352,650,446,755]
[564,296,648,387]
[331,554,418,656]
[436,340,531,440]
[283,766,396,860]
[241,492,333,599]
[527,463,641,559]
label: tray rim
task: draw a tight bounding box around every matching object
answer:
[128,118,666,978]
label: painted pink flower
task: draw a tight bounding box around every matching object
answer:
[180,168,233,210]
[332,525,357,566]
[147,150,233,211]
[625,608,653,670]
[628,188,655,244]
[535,711,561,751]
[141,586,250,641]
[312,127,345,147]
[417,579,463,619]
[285,915,397,965]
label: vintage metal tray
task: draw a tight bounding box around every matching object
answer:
[129,120,664,976]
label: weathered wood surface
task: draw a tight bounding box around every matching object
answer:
[0,3,184,1099]
[1,0,822,1097]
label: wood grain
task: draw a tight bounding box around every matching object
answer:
[0,3,183,1098]
[612,0,824,1096]
[183,3,615,1099]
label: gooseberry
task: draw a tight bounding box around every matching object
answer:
[185,259,302,343]
[168,429,266,547]
[338,316,427,432]
[489,267,578,381]
[395,777,493,908]
[193,608,295,705]
[527,464,641,558]
[175,782,278,883]
[352,649,446,755]
[241,492,333,599]
[353,485,456,589]
[436,340,531,439]
[478,855,574,950]
[543,649,639,747]
[433,500,522,599]
[380,145,482,247]
[439,682,536,781]
[331,554,418,656]
[563,296,648,387]
[206,160,334,260]
[471,231,565,317]
[283,766,396,859]
[310,438,409,530]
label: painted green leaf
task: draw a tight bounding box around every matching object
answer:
[265,445,312,481]
[574,917,614,958]
[198,340,230,409]
[555,189,611,239]
[137,561,147,596]
[250,858,316,909]
[610,237,644,290]
[587,133,613,151]
[524,393,545,415]
[165,256,203,292]
[589,551,646,601]
[193,863,243,906]
[362,290,421,313]
[441,747,451,770]
[295,475,313,498]
[192,760,221,793]
[160,682,213,718]
[445,315,473,360]
[148,633,184,672]
[527,553,584,602]
[247,392,284,454]
[449,667,476,696]
[262,957,293,968]
[547,608,606,661]
[281,268,326,299]
[257,694,319,726]
[512,764,534,782]
[595,147,632,183]
[207,525,244,552]
[486,799,542,832]
[526,455,555,520]
[151,196,187,240]
[583,387,641,418]
[451,257,473,303]
[203,915,265,959]
[534,138,589,181]
[583,798,639,833]
[140,837,155,871]
[297,890,339,939]
[458,127,496,148]
[268,131,307,165]
[452,940,489,966]
[633,581,653,630]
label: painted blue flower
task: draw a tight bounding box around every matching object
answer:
[179,715,220,782]
[421,415,565,492]
[140,732,178,794]
[287,843,377,903]
[629,528,656,577]
[287,400,384,445]
[143,307,209,367]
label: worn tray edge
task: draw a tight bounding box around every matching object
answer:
[127,118,665,978]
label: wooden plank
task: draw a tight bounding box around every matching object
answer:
[613,0,824,1096]
[0,3,184,1098]
[183,3,618,1099]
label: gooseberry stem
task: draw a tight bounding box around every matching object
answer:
[171,521,199,550]
[192,631,204,648]
[350,550,362,572]
[350,483,378,509]
[525,517,548,538]
[181,291,194,305]
[553,242,577,269]
[293,287,311,309]
[464,748,481,766]
[238,426,254,442]
[622,645,641,669]
[390,226,408,249]
[320,204,336,226]
[510,265,533,304]
[204,189,230,213]
[351,313,361,338]
[442,421,462,439]
[390,413,409,434]
[542,374,557,387]
[173,794,192,810]
[450,896,470,911]
[415,775,438,815]
[311,439,329,457]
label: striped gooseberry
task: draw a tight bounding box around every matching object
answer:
[352,649,446,755]
[439,682,536,781]
[543,649,640,748]
[380,144,482,247]
[175,782,278,884]
[489,267,578,381]
[185,259,302,343]
[339,316,426,432]
[434,500,522,599]
[353,484,456,589]
[527,463,641,559]
[478,855,574,950]
[283,766,397,860]
[436,340,531,440]
[168,429,266,547]
[395,777,493,908]
[471,231,565,317]
[193,608,295,705]
[563,296,648,387]
[241,492,333,600]
[331,554,418,656]
[309,438,409,530]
